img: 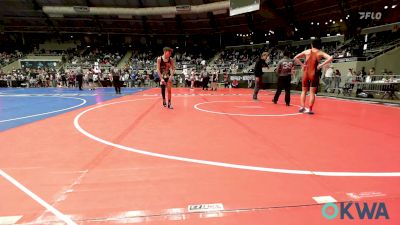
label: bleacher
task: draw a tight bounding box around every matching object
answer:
[0,51,24,68]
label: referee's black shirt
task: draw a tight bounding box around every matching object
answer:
[254,59,268,77]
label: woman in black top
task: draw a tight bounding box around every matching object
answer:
[253,52,269,100]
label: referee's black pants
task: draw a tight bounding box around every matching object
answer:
[273,75,291,105]
[77,78,83,90]
[113,76,121,94]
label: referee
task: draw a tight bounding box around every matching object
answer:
[273,50,294,106]
[76,67,83,91]
[111,67,121,94]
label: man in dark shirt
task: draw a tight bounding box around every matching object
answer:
[273,50,294,106]
[75,67,84,91]
[253,52,269,100]
[111,67,121,94]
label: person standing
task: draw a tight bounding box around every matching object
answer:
[76,67,84,91]
[111,67,121,94]
[190,69,195,89]
[273,50,294,106]
[153,70,160,87]
[210,69,218,91]
[223,70,230,88]
[253,52,269,100]
[201,69,209,90]
[6,73,13,88]
[324,65,334,92]
[333,69,341,90]
[294,39,333,114]
[157,47,175,109]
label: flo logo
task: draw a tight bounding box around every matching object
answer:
[322,202,389,220]
[359,12,382,20]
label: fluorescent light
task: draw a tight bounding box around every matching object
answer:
[384,5,388,9]
[392,5,397,8]
[229,3,260,16]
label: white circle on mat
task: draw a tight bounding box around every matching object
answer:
[194,101,303,117]
[74,98,400,177]
[0,95,86,123]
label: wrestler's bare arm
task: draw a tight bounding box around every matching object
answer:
[294,50,309,67]
[317,51,333,69]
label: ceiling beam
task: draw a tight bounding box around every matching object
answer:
[86,0,103,33]
[138,0,149,34]
[31,0,57,33]
[169,0,186,34]
[204,0,219,33]
[245,13,255,32]
[283,0,297,26]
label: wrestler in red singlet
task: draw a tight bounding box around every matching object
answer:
[294,39,333,114]
[302,49,321,89]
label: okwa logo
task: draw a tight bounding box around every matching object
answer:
[322,202,389,220]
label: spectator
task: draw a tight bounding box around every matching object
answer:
[324,65,334,92]
[232,79,239,88]
[334,69,341,89]
[201,69,209,90]
[223,71,230,88]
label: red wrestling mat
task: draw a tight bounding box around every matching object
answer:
[1,88,399,224]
